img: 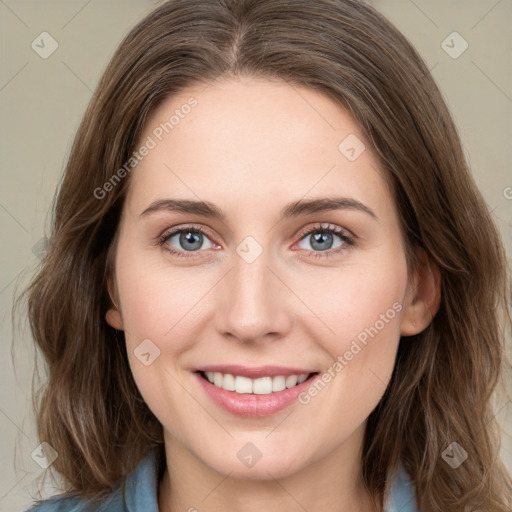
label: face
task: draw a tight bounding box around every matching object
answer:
[106,77,424,480]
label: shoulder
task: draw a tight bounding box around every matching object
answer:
[384,463,421,512]
[25,495,81,512]
[25,490,123,512]
[25,448,163,512]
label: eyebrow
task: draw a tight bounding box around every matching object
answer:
[139,196,378,223]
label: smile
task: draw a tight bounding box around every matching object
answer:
[194,365,321,417]
[199,371,314,395]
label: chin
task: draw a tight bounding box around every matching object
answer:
[199,443,310,480]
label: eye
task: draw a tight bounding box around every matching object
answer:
[295,223,354,259]
[158,225,216,257]
[157,222,355,260]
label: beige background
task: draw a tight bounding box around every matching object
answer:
[1,0,511,510]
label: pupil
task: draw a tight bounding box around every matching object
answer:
[180,231,202,251]
[311,232,332,251]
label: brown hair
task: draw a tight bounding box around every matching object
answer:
[18,0,512,510]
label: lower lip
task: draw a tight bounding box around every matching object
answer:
[194,372,319,417]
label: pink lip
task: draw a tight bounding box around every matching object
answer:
[196,365,316,379]
[194,370,320,417]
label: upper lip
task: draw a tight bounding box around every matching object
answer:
[195,365,318,379]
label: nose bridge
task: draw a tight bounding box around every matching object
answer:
[215,240,292,342]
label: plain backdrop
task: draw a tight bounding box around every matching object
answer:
[1,1,511,510]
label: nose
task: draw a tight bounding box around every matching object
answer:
[214,247,294,344]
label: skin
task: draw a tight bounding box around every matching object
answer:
[106,77,440,512]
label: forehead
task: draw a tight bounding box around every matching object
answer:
[124,78,392,222]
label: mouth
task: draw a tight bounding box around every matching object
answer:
[193,366,321,417]
[196,370,319,395]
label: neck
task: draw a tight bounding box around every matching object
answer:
[157,425,383,512]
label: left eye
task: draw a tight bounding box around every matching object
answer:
[296,228,348,252]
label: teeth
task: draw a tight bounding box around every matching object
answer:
[235,375,253,393]
[203,372,311,394]
[285,375,298,388]
[272,375,286,392]
[213,372,223,388]
[253,377,272,394]
[297,374,308,384]
[222,373,235,391]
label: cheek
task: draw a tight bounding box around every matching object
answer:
[113,251,223,424]
[297,251,408,414]
[302,253,407,342]
[115,244,215,353]
[115,255,209,430]
[292,259,407,443]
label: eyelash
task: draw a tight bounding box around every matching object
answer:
[157,223,355,260]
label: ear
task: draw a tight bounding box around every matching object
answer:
[400,247,441,336]
[105,276,124,331]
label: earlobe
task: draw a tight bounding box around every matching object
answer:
[400,248,441,336]
[105,277,124,331]
[106,308,124,330]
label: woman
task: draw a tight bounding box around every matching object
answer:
[21,0,512,510]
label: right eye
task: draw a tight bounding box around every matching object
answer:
[158,225,218,258]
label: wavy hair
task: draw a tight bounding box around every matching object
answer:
[17,0,512,510]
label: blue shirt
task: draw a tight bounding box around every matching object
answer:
[27,449,420,511]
